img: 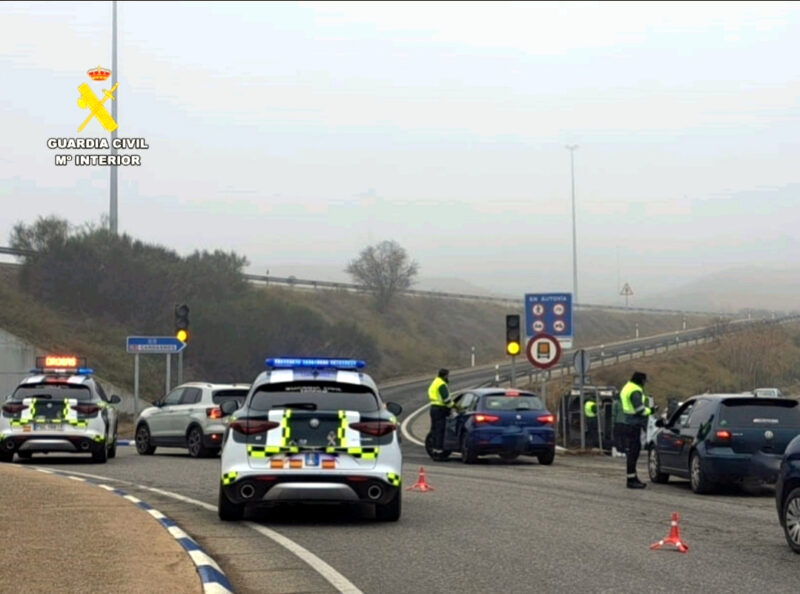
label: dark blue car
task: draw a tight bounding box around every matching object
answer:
[648,394,800,494]
[435,389,556,464]
[776,434,800,553]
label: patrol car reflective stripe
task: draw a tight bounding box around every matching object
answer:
[281,408,293,446]
[337,410,348,447]
[265,409,286,451]
[247,445,299,458]
[221,471,238,485]
[387,473,401,487]
[93,435,105,442]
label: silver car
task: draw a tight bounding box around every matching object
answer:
[135,382,249,458]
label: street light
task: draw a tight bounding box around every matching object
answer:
[566,145,579,306]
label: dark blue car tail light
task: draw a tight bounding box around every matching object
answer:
[538,414,555,425]
[715,429,732,442]
[474,414,500,424]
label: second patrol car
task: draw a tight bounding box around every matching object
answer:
[0,356,120,463]
[218,358,403,522]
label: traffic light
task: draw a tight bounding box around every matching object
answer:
[174,303,190,342]
[506,314,521,356]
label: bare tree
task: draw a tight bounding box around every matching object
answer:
[346,240,419,311]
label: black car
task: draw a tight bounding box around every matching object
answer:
[647,394,800,493]
[426,388,556,464]
[776,434,800,553]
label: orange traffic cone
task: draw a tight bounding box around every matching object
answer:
[650,512,689,553]
[406,466,435,492]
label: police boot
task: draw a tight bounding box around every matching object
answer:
[627,476,647,489]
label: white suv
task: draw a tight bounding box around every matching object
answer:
[135,382,249,457]
[218,358,403,522]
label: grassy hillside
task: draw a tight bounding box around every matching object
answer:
[0,262,716,400]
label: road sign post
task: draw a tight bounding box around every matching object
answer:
[126,336,187,417]
[573,349,591,450]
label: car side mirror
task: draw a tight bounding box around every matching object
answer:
[385,402,403,417]
[110,395,121,404]
[153,400,163,408]
[220,400,239,416]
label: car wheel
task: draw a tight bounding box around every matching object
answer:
[17,452,32,460]
[375,490,402,522]
[218,485,245,521]
[92,439,108,464]
[690,452,713,494]
[187,426,211,458]
[461,435,477,464]
[783,487,800,554]
[108,439,117,459]
[648,449,669,483]
[0,450,12,463]
[424,432,451,462]
[135,423,156,455]
[499,452,519,461]
[537,448,555,466]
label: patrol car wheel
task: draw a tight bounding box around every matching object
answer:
[690,452,714,494]
[135,424,156,455]
[187,426,211,458]
[108,439,117,459]
[782,488,800,554]
[537,448,555,466]
[92,440,108,463]
[0,450,14,463]
[648,448,669,483]
[375,491,402,522]
[218,485,245,521]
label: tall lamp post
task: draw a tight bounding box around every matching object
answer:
[566,145,579,306]
[110,0,118,234]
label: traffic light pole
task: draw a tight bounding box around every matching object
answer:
[178,350,183,385]
[510,356,516,388]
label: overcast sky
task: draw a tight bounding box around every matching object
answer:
[1,1,799,304]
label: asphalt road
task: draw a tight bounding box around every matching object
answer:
[20,416,800,594]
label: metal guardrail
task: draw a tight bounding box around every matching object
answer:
[1,245,741,317]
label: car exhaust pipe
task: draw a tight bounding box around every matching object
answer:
[367,485,383,501]
[79,440,92,451]
[239,483,256,500]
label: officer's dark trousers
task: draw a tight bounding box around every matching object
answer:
[430,405,449,449]
[613,423,627,453]
[622,424,642,477]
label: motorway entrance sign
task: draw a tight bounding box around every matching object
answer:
[126,336,186,354]
[525,293,573,349]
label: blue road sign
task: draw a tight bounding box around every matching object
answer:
[126,336,186,354]
[524,293,573,346]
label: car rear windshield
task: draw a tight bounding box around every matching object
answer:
[250,382,380,412]
[11,384,93,402]
[720,399,800,428]
[212,389,249,407]
[481,395,545,411]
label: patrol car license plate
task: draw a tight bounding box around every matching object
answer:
[304,453,319,467]
[34,423,63,432]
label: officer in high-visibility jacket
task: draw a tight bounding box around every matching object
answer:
[619,371,655,489]
[584,399,597,447]
[428,368,452,452]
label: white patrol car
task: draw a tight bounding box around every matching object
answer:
[218,358,403,522]
[0,356,120,464]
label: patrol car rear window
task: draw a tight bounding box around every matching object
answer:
[11,384,93,402]
[482,395,545,411]
[212,389,249,407]
[719,399,800,428]
[250,382,379,412]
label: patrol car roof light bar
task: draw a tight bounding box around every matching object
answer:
[266,358,366,370]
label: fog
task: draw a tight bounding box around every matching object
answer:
[1,1,799,306]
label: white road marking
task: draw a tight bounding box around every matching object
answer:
[34,465,364,594]
[400,402,429,446]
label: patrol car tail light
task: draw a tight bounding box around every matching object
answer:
[538,414,555,425]
[229,419,279,435]
[349,421,396,437]
[474,414,500,424]
[74,404,100,415]
[206,407,224,420]
[2,403,27,414]
[715,429,732,442]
